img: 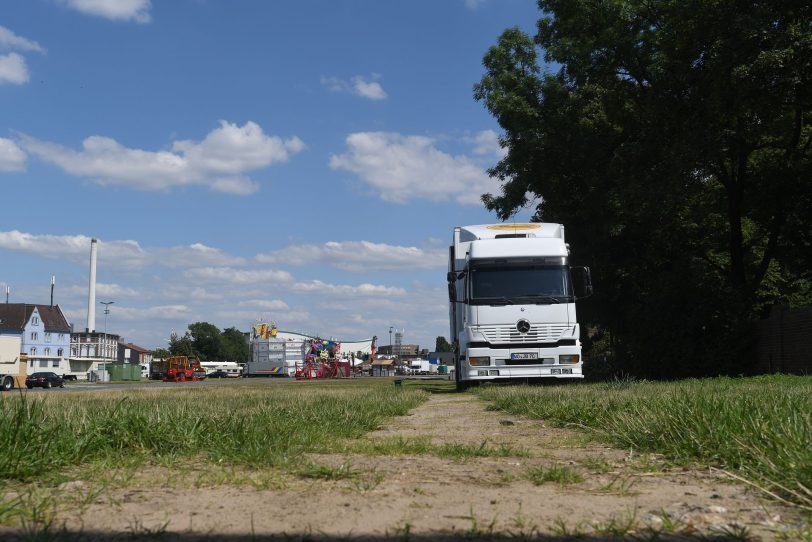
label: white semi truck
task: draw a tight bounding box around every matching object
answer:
[0,336,24,391]
[448,223,592,390]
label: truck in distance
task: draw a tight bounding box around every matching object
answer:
[447,223,592,390]
[0,336,24,391]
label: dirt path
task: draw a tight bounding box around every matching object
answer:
[12,392,800,540]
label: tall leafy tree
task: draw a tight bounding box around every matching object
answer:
[188,322,225,361]
[435,336,453,352]
[475,1,812,377]
[221,327,249,362]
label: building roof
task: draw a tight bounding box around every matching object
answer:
[0,304,71,333]
[121,342,152,354]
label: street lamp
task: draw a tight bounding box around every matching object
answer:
[100,301,114,361]
[389,325,394,358]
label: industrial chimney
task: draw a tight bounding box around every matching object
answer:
[86,238,98,332]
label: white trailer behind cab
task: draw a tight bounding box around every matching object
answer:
[448,223,592,390]
[0,336,25,391]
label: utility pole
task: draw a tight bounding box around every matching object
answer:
[100,301,114,361]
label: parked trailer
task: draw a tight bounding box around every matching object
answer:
[0,336,25,391]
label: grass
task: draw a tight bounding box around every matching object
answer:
[476,374,812,510]
[525,464,583,486]
[0,379,427,484]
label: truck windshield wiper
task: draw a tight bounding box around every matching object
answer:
[477,296,514,305]
[512,294,561,304]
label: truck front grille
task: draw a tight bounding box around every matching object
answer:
[477,324,570,344]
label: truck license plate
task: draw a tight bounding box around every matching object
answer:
[511,353,538,360]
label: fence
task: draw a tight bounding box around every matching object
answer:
[755,304,812,375]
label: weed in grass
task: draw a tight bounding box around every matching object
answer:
[506,506,540,540]
[594,473,638,496]
[350,471,385,493]
[126,517,170,538]
[549,516,588,538]
[297,462,354,481]
[589,509,638,538]
[525,464,583,486]
[437,440,529,461]
[579,456,614,473]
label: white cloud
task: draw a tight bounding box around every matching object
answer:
[61,0,152,23]
[0,53,29,85]
[291,280,406,298]
[183,267,294,286]
[329,132,498,204]
[464,0,488,10]
[256,240,446,272]
[17,120,304,195]
[236,299,290,311]
[468,129,506,158]
[321,74,387,100]
[0,231,244,270]
[0,138,26,171]
[0,26,46,53]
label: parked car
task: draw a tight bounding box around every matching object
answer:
[207,370,229,379]
[26,372,65,389]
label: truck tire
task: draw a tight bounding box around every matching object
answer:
[1,376,13,391]
[456,380,471,392]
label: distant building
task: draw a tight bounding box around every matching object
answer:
[70,331,120,379]
[118,342,153,366]
[0,303,71,375]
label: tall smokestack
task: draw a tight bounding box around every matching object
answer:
[50,275,55,308]
[87,238,98,332]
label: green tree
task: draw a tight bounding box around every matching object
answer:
[221,327,249,362]
[435,336,452,352]
[152,347,170,360]
[168,333,195,357]
[187,322,225,361]
[475,1,812,377]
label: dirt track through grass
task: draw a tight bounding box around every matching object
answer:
[2,387,803,540]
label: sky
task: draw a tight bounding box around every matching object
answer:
[0,0,542,352]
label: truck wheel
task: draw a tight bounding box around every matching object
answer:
[177,374,186,382]
[1,376,13,391]
[456,380,471,392]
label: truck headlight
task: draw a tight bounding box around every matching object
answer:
[559,355,580,364]
[469,356,490,366]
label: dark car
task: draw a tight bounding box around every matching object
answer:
[207,370,229,379]
[26,372,65,389]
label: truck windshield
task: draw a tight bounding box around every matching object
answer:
[469,264,572,304]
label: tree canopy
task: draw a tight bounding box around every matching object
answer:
[475,0,812,377]
[167,323,249,362]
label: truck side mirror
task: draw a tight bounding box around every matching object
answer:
[446,271,456,283]
[447,282,457,302]
[572,266,593,299]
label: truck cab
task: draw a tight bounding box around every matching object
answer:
[448,224,591,390]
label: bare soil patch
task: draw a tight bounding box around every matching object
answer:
[3,392,802,540]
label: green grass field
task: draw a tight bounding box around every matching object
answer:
[0,379,426,484]
[475,375,812,510]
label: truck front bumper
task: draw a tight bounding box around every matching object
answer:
[461,345,583,380]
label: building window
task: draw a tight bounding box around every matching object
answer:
[52,360,59,368]
[39,359,47,368]
[31,332,38,341]
[44,348,51,356]
[32,316,38,325]
[58,334,64,341]
[71,346,77,356]
[29,359,33,368]
[30,347,36,355]
[58,348,64,357]
[45,333,51,343]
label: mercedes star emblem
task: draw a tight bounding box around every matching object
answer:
[516,319,531,334]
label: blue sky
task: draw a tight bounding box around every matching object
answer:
[0,0,540,352]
